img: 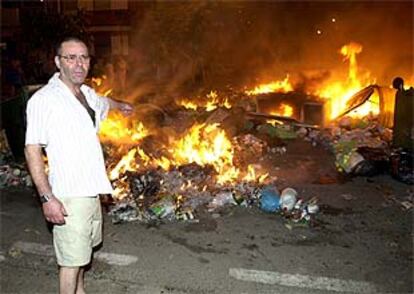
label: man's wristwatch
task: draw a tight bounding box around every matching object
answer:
[40,194,53,204]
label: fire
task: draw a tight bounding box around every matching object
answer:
[266,103,295,126]
[317,42,378,120]
[109,147,139,200]
[177,90,231,111]
[205,91,231,111]
[270,103,294,117]
[99,112,149,144]
[170,123,269,184]
[91,76,113,97]
[171,123,240,184]
[243,164,268,183]
[109,148,138,180]
[154,156,171,171]
[340,42,362,84]
[107,122,269,199]
[177,99,198,110]
[205,91,218,111]
[103,41,393,202]
[245,75,293,95]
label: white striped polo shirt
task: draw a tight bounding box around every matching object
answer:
[25,73,113,198]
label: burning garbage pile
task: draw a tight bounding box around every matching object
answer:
[103,93,384,225]
[104,127,321,225]
[101,41,414,223]
[100,91,327,225]
[101,112,276,224]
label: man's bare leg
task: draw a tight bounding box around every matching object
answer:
[75,267,86,294]
[59,266,80,294]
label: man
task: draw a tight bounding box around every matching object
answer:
[392,77,414,152]
[25,37,133,294]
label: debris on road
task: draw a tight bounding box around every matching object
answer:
[0,164,32,188]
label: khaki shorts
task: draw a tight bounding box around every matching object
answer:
[53,196,102,267]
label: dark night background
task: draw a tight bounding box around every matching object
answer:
[2,1,413,97]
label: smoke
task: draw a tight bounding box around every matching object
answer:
[126,1,413,99]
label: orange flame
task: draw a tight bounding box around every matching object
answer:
[177,90,231,111]
[109,148,138,180]
[108,122,269,199]
[91,75,113,97]
[177,99,198,110]
[99,112,149,144]
[266,103,295,125]
[340,42,362,85]
[270,103,294,117]
[245,75,293,95]
[317,42,378,120]
[243,164,268,183]
[171,123,240,184]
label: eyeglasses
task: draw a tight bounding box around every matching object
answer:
[58,54,90,64]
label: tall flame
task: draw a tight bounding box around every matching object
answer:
[340,42,362,85]
[317,42,378,120]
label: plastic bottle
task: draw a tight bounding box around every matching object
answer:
[280,188,298,211]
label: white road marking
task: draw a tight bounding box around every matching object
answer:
[94,252,138,266]
[11,241,138,266]
[229,268,379,293]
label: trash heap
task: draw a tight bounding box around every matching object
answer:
[104,104,321,225]
[106,147,269,224]
[298,116,413,184]
[108,163,258,224]
[105,95,405,224]
[107,161,320,226]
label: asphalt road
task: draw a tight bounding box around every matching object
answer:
[1,140,412,294]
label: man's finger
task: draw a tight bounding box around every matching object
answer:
[57,211,66,224]
[53,217,65,225]
[61,206,68,216]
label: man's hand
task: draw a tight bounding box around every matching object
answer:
[42,197,67,224]
[107,98,134,116]
[118,102,133,116]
